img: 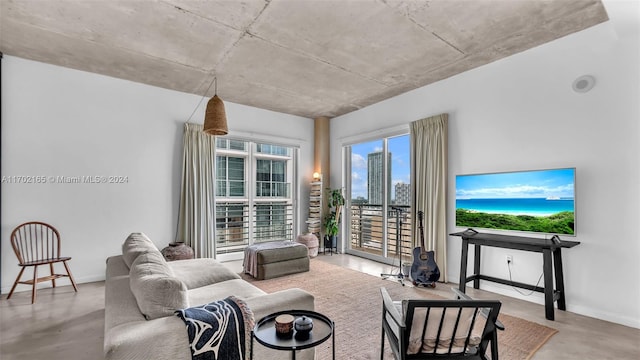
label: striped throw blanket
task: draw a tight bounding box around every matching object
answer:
[176,296,255,360]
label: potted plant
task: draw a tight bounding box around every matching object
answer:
[323,188,345,249]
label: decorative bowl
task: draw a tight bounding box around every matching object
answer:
[294,315,313,340]
[275,314,294,336]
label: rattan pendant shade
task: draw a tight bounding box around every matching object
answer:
[203,94,228,136]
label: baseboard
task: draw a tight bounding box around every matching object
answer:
[470,282,640,329]
[568,303,640,329]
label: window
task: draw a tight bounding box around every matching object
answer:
[256,159,289,197]
[216,156,245,197]
[256,143,290,156]
[215,139,297,259]
[217,138,247,151]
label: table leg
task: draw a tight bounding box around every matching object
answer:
[459,239,469,293]
[332,321,336,360]
[250,331,254,360]
[292,350,296,360]
[543,249,554,320]
[473,244,481,289]
[553,248,567,311]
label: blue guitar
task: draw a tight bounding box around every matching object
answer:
[411,211,440,287]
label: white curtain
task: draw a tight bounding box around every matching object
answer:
[176,123,216,258]
[410,114,448,282]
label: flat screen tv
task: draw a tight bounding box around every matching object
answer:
[455,168,575,236]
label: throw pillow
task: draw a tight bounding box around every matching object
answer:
[122,232,159,268]
[129,251,188,320]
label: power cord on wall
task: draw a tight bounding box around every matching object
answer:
[507,259,543,296]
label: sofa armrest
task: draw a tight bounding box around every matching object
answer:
[104,316,190,360]
[106,255,130,279]
[244,288,315,321]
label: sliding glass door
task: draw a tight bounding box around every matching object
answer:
[346,134,412,265]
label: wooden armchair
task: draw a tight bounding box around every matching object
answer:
[7,222,78,303]
[380,287,504,360]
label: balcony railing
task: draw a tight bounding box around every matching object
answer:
[215,201,293,254]
[255,181,290,197]
[349,204,413,261]
[254,202,294,242]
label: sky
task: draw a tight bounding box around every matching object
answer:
[350,134,410,200]
[455,168,575,199]
[348,139,575,202]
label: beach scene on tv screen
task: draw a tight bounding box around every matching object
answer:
[455,168,575,235]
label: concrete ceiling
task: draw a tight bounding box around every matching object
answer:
[0,0,608,119]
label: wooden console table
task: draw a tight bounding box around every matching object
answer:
[450,230,580,320]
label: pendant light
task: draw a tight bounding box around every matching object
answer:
[203,77,228,136]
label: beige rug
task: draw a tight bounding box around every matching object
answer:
[243,259,557,360]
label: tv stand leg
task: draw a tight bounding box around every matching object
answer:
[473,245,481,289]
[543,249,555,320]
[459,239,469,293]
[553,248,567,311]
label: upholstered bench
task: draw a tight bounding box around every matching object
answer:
[243,241,310,280]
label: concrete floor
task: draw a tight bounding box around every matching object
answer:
[1,254,638,359]
[312,255,640,359]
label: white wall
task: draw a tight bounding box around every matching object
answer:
[330,1,639,328]
[0,56,314,292]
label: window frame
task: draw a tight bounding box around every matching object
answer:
[214,137,299,261]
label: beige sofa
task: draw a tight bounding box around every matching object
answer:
[104,233,315,360]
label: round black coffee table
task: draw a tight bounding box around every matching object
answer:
[250,310,334,360]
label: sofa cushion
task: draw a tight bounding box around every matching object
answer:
[122,232,159,268]
[188,279,266,307]
[129,251,188,320]
[168,258,241,289]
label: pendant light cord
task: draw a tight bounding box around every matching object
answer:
[186,76,217,123]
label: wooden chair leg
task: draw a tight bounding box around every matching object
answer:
[63,261,78,292]
[50,263,56,288]
[491,331,499,360]
[31,265,38,304]
[6,267,26,299]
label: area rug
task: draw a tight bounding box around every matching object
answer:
[242,260,557,360]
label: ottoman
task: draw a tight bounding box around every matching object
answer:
[243,241,310,280]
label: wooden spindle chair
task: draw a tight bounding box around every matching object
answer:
[7,222,78,303]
